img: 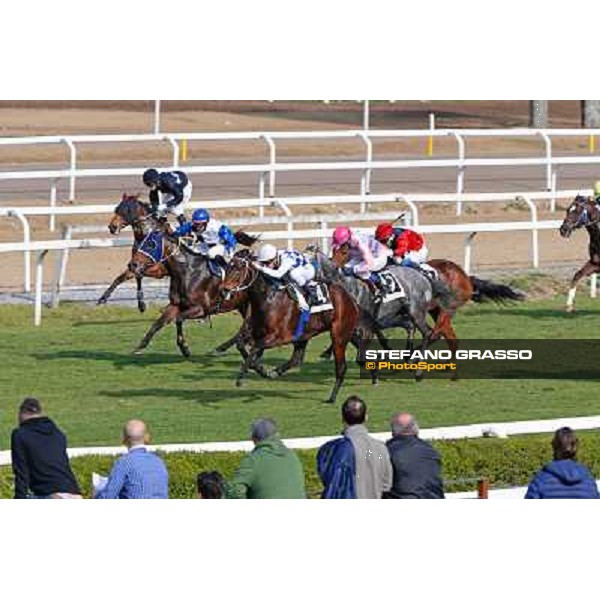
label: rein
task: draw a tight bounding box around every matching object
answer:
[223,257,258,296]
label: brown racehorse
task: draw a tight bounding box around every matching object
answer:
[559,194,600,313]
[221,252,360,403]
[127,227,259,357]
[98,194,168,312]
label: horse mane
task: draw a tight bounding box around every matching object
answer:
[115,193,152,224]
[234,230,260,247]
[234,248,255,260]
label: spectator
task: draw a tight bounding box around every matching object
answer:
[384,413,444,499]
[95,420,169,499]
[318,396,392,499]
[225,418,306,499]
[11,398,81,499]
[525,427,600,499]
[197,471,224,499]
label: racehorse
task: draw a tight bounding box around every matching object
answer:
[128,227,258,357]
[98,194,168,312]
[323,246,524,371]
[559,194,600,312]
[221,252,360,403]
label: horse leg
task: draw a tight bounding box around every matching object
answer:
[236,346,265,387]
[435,311,459,381]
[320,343,333,361]
[132,304,180,354]
[412,308,433,382]
[136,276,146,313]
[566,262,599,313]
[175,318,191,358]
[97,270,134,306]
[272,341,309,378]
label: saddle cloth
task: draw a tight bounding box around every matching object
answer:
[378,270,407,304]
[306,281,333,314]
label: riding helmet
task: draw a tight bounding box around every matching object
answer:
[332,226,352,248]
[257,244,278,262]
[375,223,395,243]
[192,208,210,223]
[143,168,160,186]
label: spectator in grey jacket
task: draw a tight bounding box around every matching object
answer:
[385,413,445,499]
[339,396,392,499]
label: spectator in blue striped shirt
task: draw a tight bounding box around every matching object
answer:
[95,420,169,499]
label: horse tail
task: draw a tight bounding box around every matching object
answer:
[235,230,260,247]
[470,276,525,304]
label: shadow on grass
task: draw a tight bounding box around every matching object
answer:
[100,386,298,407]
[479,308,599,319]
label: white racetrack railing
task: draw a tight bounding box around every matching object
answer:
[0,189,592,294]
[1,127,600,217]
[2,414,600,499]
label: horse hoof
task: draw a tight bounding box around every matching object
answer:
[138,303,147,313]
[323,397,336,404]
[371,378,379,386]
[179,347,192,359]
[319,352,332,361]
[268,370,280,380]
[235,379,247,388]
[131,348,144,356]
[97,298,107,306]
[208,348,227,357]
[565,305,576,314]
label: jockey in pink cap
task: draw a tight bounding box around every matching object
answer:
[331,226,390,300]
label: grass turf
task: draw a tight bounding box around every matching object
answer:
[1,295,599,450]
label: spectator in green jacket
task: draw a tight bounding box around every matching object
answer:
[225,418,306,499]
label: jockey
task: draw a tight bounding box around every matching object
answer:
[143,168,192,226]
[174,208,237,272]
[375,222,437,279]
[254,244,316,341]
[331,226,390,301]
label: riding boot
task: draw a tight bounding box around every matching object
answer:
[292,310,311,341]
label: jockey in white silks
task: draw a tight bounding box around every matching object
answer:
[254,244,316,341]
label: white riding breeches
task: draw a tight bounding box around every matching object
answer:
[350,253,388,279]
[289,263,316,287]
[404,245,429,264]
[207,244,229,260]
[157,181,193,217]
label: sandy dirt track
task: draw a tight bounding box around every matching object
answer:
[0,102,597,293]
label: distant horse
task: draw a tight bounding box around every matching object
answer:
[128,227,259,357]
[221,252,360,403]
[98,194,168,312]
[559,194,600,312]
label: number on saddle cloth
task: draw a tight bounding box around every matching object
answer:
[306,281,333,314]
[378,270,406,303]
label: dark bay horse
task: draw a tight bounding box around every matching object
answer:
[221,253,360,403]
[128,228,258,357]
[559,194,600,312]
[98,194,168,312]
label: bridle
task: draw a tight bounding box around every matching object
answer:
[221,256,258,299]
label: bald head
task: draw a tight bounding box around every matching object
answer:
[391,413,419,437]
[123,419,149,447]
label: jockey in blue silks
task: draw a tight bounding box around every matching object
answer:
[174,208,237,275]
[254,243,316,341]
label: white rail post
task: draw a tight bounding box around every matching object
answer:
[35,250,49,326]
[357,131,373,196]
[262,134,276,197]
[463,232,477,274]
[273,198,293,249]
[363,100,370,131]
[397,195,420,227]
[51,225,73,307]
[591,273,598,299]
[8,209,31,292]
[154,100,161,134]
[321,221,329,253]
[451,132,466,216]
[167,136,180,169]
[520,194,539,268]
[539,132,555,211]
[63,138,77,201]
[49,178,58,232]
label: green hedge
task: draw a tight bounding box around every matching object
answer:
[3,432,600,498]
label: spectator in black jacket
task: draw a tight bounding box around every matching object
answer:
[384,412,444,499]
[11,398,81,499]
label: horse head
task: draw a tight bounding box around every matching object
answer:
[560,194,600,239]
[221,250,257,301]
[331,242,351,268]
[128,228,178,277]
[109,193,151,234]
